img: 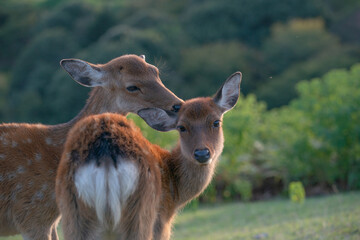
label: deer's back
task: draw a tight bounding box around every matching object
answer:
[56,113,163,233]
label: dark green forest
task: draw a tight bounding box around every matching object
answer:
[1,0,359,201]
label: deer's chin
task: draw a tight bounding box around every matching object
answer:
[195,158,212,166]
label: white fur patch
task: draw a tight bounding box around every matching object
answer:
[11,141,18,147]
[45,138,52,145]
[75,159,138,228]
[17,165,25,174]
[32,190,44,201]
[35,153,41,162]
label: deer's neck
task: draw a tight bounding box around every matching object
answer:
[49,87,126,142]
[165,146,217,208]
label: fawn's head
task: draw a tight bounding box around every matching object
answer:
[60,54,183,114]
[139,72,242,165]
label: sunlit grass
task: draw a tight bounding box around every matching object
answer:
[173,192,360,240]
[1,192,359,240]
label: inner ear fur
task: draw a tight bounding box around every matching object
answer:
[60,59,104,87]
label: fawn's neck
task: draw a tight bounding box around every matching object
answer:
[166,146,217,208]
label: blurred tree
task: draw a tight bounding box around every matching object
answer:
[182,0,322,46]
[331,9,360,44]
[79,24,169,61]
[179,41,260,99]
[260,107,313,187]
[7,28,78,123]
[127,113,178,150]
[0,72,9,119]
[215,95,272,200]
[256,18,360,108]
[43,69,88,124]
[262,18,338,75]
[0,2,41,70]
[292,64,360,189]
[34,2,98,47]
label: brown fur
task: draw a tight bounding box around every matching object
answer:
[57,114,164,240]
[0,54,182,239]
[154,98,226,240]
[57,97,233,240]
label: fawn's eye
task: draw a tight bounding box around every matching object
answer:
[126,86,140,92]
[177,125,186,132]
[213,120,220,128]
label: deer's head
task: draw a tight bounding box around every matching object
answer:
[60,54,183,114]
[139,72,241,165]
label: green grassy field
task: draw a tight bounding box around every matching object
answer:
[1,192,359,240]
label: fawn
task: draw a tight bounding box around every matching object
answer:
[0,54,182,240]
[56,72,241,239]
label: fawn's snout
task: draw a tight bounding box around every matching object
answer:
[194,148,211,164]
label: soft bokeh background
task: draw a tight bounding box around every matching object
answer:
[1,0,360,211]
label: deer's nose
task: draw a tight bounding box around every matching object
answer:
[194,148,211,164]
[171,104,182,112]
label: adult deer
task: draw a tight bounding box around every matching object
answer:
[0,54,182,240]
[56,72,241,239]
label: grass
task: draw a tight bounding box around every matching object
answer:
[173,192,360,240]
[1,192,359,240]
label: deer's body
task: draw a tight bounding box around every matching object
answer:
[56,72,242,240]
[56,114,164,240]
[0,54,182,240]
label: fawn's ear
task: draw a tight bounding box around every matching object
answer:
[60,59,105,87]
[138,108,178,132]
[213,72,242,113]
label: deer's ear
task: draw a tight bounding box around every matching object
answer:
[213,72,242,113]
[138,108,177,132]
[60,59,104,87]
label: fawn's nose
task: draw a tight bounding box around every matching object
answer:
[171,104,182,112]
[194,148,211,164]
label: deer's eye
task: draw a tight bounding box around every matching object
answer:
[177,125,187,132]
[213,120,220,128]
[126,86,140,92]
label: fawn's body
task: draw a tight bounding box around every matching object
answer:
[0,54,182,239]
[56,72,242,240]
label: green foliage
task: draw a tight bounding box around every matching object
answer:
[183,199,199,212]
[256,18,360,108]
[182,0,323,46]
[0,2,41,69]
[214,95,270,201]
[179,42,260,98]
[127,113,178,150]
[289,181,306,203]
[6,28,79,123]
[292,64,360,188]
[0,72,9,119]
[225,179,252,202]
